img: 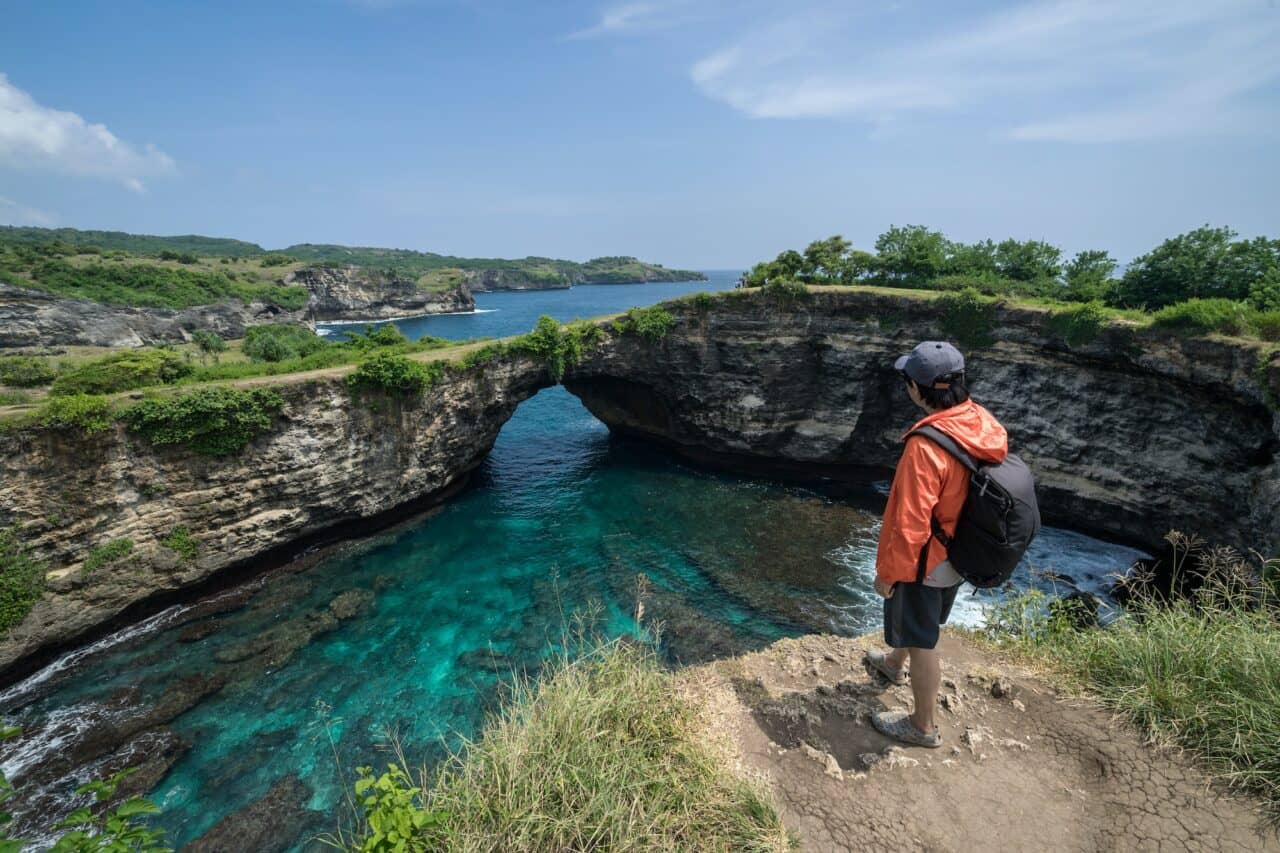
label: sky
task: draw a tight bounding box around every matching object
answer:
[1,0,1278,269]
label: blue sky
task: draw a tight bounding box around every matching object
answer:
[1,0,1277,268]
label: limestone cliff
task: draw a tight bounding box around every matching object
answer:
[564,288,1280,557]
[0,265,475,348]
[0,353,550,676]
[287,265,474,320]
[0,283,305,349]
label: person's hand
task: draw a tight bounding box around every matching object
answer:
[874,577,896,599]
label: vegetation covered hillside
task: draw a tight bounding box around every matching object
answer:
[284,243,705,287]
[0,227,703,313]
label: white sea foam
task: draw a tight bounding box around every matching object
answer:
[316,307,498,328]
[0,603,190,710]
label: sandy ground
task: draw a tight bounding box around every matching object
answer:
[683,631,1279,853]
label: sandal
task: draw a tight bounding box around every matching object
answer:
[871,710,943,748]
[863,649,908,686]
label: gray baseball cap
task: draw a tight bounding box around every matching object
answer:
[894,341,965,386]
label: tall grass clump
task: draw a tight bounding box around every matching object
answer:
[984,533,1280,818]
[334,640,792,852]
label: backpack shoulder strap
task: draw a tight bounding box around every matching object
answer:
[907,425,980,474]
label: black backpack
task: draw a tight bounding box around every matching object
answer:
[908,425,1041,589]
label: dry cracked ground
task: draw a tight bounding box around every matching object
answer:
[682,632,1279,853]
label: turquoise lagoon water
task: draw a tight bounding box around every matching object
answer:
[1,274,1146,849]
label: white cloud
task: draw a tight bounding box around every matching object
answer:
[565,2,697,40]
[0,73,176,192]
[686,0,1280,141]
[0,196,54,226]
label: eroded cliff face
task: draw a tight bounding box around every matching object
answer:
[0,284,305,348]
[0,265,475,348]
[565,288,1280,556]
[0,354,550,675]
[287,265,474,320]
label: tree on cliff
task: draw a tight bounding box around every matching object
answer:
[1114,226,1280,309]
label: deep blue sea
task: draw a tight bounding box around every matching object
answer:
[0,273,1145,850]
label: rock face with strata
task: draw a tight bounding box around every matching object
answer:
[0,352,550,675]
[287,264,474,320]
[564,288,1280,556]
[0,264,475,348]
[0,283,306,348]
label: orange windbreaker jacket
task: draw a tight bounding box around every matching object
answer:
[875,399,1009,586]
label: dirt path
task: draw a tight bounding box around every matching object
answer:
[684,632,1278,853]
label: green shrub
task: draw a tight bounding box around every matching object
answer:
[0,356,58,388]
[37,394,114,434]
[163,526,198,561]
[123,387,284,455]
[347,352,440,397]
[1151,298,1252,337]
[1253,311,1280,343]
[514,315,567,380]
[763,278,811,305]
[243,324,328,363]
[191,330,228,362]
[0,527,46,632]
[937,287,997,348]
[688,291,714,314]
[259,253,296,267]
[1046,300,1109,347]
[157,249,198,264]
[614,306,676,343]
[346,323,409,350]
[82,538,133,576]
[335,641,791,852]
[563,319,604,369]
[511,317,605,381]
[50,349,193,396]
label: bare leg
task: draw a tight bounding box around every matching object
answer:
[885,647,909,672]
[906,646,941,733]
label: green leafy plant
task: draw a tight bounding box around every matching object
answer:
[0,356,59,388]
[0,528,45,633]
[191,330,228,365]
[937,287,997,348]
[1046,300,1109,347]
[82,538,133,577]
[763,278,811,306]
[613,306,676,343]
[243,324,328,363]
[37,394,115,434]
[123,387,284,455]
[1150,298,1253,337]
[347,352,441,398]
[163,526,199,561]
[350,764,446,852]
[50,349,193,396]
[49,770,171,852]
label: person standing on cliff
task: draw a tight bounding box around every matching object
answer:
[863,341,1009,748]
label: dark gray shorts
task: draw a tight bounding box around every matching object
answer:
[883,581,961,650]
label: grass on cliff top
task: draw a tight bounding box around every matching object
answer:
[333,639,792,853]
[978,536,1280,819]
